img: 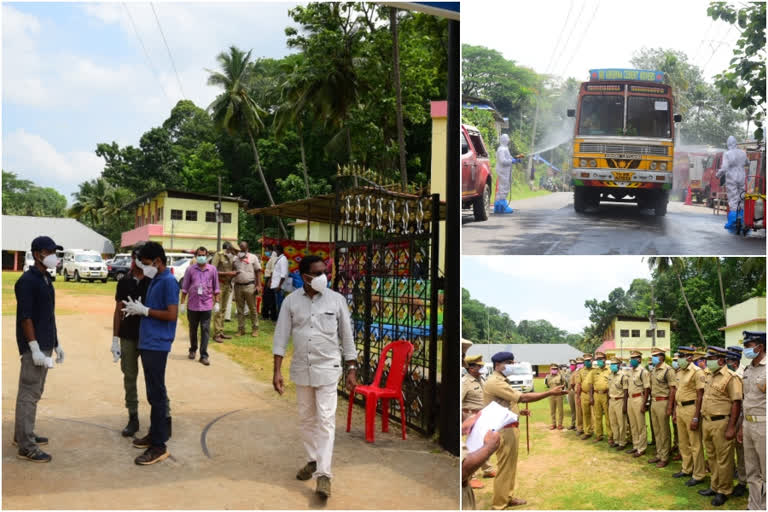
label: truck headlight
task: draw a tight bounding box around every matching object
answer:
[660,162,667,171]
[650,162,657,170]
[589,159,597,167]
[580,159,587,167]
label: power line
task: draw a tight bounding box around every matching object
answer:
[122,2,171,103]
[544,0,575,75]
[557,0,601,79]
[549,0,589,77]
[150,2,186,99]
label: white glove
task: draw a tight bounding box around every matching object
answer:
[180,303,187,314]
[214,303,220,313]
[55,344,64,364]
[111,336,121,362]
[122,296,149,318]
[28,341,47,366]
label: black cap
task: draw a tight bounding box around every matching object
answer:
[743,331,766,345]
[491,351,515,363]
[31,236,63,252]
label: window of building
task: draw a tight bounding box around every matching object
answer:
[185,210,197,221]
[657,330,666,338]
[631,330,640,338]
[620,329,629,337]
[171,209,183,220]
[205,211,217,222]
[646,329,654,338]
[222,212,232,223]
[157,207,163,221]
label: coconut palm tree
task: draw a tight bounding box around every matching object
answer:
[390,7,407,186]
[646,257,707,345]
[69,178,108,226]
[275,66,313,198]
[206,46,287,237]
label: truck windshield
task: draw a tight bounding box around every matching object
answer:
[626,96,671,138]
[578,95,624,136]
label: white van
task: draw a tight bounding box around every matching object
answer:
[479,361,535,392]
[22,251,57,280]
[62,249,108,282]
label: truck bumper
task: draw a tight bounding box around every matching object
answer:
[571,168,672,189]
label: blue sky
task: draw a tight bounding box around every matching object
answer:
[462,255,652,334]
[2,2,299,202]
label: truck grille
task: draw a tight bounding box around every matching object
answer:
[580,143,668,156]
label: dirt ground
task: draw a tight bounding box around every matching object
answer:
[2,290,458,510]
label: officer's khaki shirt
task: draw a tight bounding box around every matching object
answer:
[212,250,235,282]
[701,366,743,417]
[571,368,583,391]
[581,368,595,393]
[462,373,485,411]
[592,367,612,392]
[629,366,651,395]
[675,364,705,403]
[233,252,262,284]
[608,372,629,398]
[545,371,565,389]
[483,371,522,414]
[650,362,676,398]
[742,358,766,416]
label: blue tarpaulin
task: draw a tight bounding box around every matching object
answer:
[355,320,443,340]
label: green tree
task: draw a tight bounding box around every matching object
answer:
[2,171,67,217]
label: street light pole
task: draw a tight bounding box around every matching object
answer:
[216,175,222,252]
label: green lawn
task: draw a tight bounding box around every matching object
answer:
[489,167,553,203]
[470,378,748,510]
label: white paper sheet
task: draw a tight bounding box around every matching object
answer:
[465,401,518,452]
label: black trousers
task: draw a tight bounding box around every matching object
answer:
[261,283,275,320]
[140,349,169,448]
[187,309,211,358]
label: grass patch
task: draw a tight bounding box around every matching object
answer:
[2,271,116,316]
[489,165,553,204]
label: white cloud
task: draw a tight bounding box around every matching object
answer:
[2,129,104,196]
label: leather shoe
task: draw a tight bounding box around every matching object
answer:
[593,436,603,442]
[607,440,615,447]
[672,453,682,461]
[507,498,527,507]
[625,448,637,454]
[656,460,669,468]
[633,450,646,458]
[731,483,747,497]
[188,351,195,360]
[685,478,704,487]
[200,357,210,366]
[698,488,716,497]
[220,334,232,339]
[213,336,224,343]
[648,457,661,464]
[710,493,728,506]
[672,471,690,478]
[557,425,564,430]
[549,425,557,430]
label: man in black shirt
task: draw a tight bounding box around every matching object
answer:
[112,246,171,438]
[14,236,64,463]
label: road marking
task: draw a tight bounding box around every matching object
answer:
[200,409,244,458]
[544,240,561,255]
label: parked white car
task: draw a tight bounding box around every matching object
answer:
[505,362,535,392]
[171,257,192,284]
[22,251,56,280]
[62,249,108,282]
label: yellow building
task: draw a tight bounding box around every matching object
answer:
[596,315,673,360]
[120,190,245,250]
[291,219,333,243]
[719,296,766,347]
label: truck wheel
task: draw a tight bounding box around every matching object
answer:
[574,187,587,213]
[654,192,668,217]
[474,182,491,221]
[705,187,713,208]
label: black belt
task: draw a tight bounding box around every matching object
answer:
[680,400,695,407]
[234,281,255,286]
[706,415,728,421]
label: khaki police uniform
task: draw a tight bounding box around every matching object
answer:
[462,371,494,477]
[731,369,747,490]
[545,368,565,427]
[592,365,613,439]
[483,371,522,510]
[564,367,576,428]
[650,360,676,462]
[742,356,766,510]
[702,365,743,495]
[608,366,628,448]
[579,358,595,438]
[675,362,706,480]
[628,363,650,454]
[212,249,235,337]
[571,366,584,432]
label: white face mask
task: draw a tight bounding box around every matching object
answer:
[138,260,158,279]
[308,273,328,293]
[238,252,246,258]
[42,254,58,269]
[502,364,515,377]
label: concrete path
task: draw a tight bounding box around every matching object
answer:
[2,301,457,509]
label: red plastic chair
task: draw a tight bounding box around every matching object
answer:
[346,340,414,443]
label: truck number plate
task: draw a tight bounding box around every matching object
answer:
[612,171,634,181]
[606,153,642,160]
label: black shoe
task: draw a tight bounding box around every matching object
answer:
[12,434,48,446]
[698,488,716,496]
[122,412,140,437]
[16,447,52,463]
[133,433,151,449]
[297,461,317,481]
[166,417,172,439]
[625,447,636,454]
[672,471,690,478]
[731,483,747,497]
[710,493,728,506]
[135,446,169,465]
[188,351,196,360]
[685,478,704,487]
[200,356,210,366]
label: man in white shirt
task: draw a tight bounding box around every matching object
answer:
[269,245,289,320]
[272,255,357,499]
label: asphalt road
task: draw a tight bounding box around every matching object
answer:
[462,192,766,255]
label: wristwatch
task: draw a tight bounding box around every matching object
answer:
[347,365,358,371]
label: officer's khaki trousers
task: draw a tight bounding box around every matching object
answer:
[593,392,611,438]
[743,419,766,510]
[492,426,520,509]
[549,395,563,427]
[736,439,747,484]
[213,283,231,336]
[676,403,706,480]
[580,393,593,435]
[650,399,671,461]
[627,394,647,453]
[568,389,577,428]
[608,397,626,446]
[703,417,735,495]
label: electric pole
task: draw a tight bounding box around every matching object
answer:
[216,175,222,252]
[527,94,541,186]
[650,281,657,348]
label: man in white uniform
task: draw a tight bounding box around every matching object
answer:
[269,245,289,320]
[494,134,522,214]
[272,255,357,499]
[716,135,748,233]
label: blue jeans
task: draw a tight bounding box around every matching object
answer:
[139,349,169,448]
[274,289,284,318]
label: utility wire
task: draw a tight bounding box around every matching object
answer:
[557,0,601,79]
[151,2,186,99]
[549,0,588,77]
[544,0,575,75]
[122,2,171,103]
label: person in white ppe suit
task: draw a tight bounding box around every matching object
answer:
[716,135,747,233]
[495,134,522,214]
[272,255,357,499]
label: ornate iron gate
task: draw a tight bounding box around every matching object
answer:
[333,179,441,435]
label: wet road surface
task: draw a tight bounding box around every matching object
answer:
[462,192,766,255]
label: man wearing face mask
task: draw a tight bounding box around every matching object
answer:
[648,348,676,468]
[544,362,565,430]
[269,245,289,319]
[180,247,220,365]
[494,134,521,214]
[570,357,585,434]
[462,355,496,487]
[693,350,708,372]
[670,353,682,461]
[590,351,613,443]
[565,359,577,430]
[739,331,766,510]
[607,358,629,451]
[272,255,356,499]
[232,241,262,337]
[716,135,748,233]
[577,354,595,440]
[672,346,706,487]
[725,348,748,498]
[626,351,651,457]
[483,351,566,509]
[698,346,743,506]
[122,242,179,465]
[13,236,64,462]
[212,241,237,343]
